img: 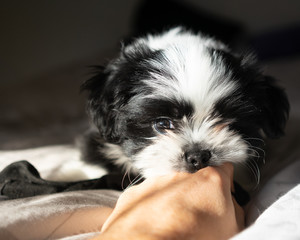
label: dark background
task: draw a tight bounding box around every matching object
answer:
[1,0,299,150]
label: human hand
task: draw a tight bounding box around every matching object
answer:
[95,163,244,240]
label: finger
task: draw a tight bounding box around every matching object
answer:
[219,163,235,192]
[117,172,188,207]
[220,162,234,180]
[232,196,245,231]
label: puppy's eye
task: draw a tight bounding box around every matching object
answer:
[154,118,175,133]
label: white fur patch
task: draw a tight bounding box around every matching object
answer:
[144,28,238,119]
[103,143,137,174]
[133,118,248,178]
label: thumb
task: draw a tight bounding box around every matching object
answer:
[219,163,234,192]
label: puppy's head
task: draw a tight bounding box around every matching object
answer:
[82,28,289,178]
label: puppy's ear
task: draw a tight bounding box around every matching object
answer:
[81,66,123,143]
[259,76,289,138]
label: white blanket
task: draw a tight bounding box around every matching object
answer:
[232,160,300,240]
[233,184,300,240]
[0,151,299,240]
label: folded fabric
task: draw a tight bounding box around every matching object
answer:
[231,184,300,240]
[0,189,120,240]
[0,160,249,205]
[0,161,131,200]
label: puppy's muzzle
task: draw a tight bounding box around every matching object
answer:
[185,149,212,171]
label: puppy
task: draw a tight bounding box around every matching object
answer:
[80,27,289,187]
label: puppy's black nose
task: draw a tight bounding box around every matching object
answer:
[185,150,211,171]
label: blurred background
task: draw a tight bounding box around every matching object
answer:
[0,0,299,150]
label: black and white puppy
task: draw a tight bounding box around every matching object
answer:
[81,27,289,185]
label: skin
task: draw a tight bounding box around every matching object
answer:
[93,163,245,240]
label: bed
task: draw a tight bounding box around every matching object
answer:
[0,58,299,240]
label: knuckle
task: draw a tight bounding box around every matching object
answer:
[203,167,224,185]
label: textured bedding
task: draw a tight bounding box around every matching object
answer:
[1,128,300,240]
[233,161,300,240]
[0,156,299,240]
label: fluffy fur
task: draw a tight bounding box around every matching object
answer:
[81,27,289,183]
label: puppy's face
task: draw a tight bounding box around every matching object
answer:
[83,28,289,178]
